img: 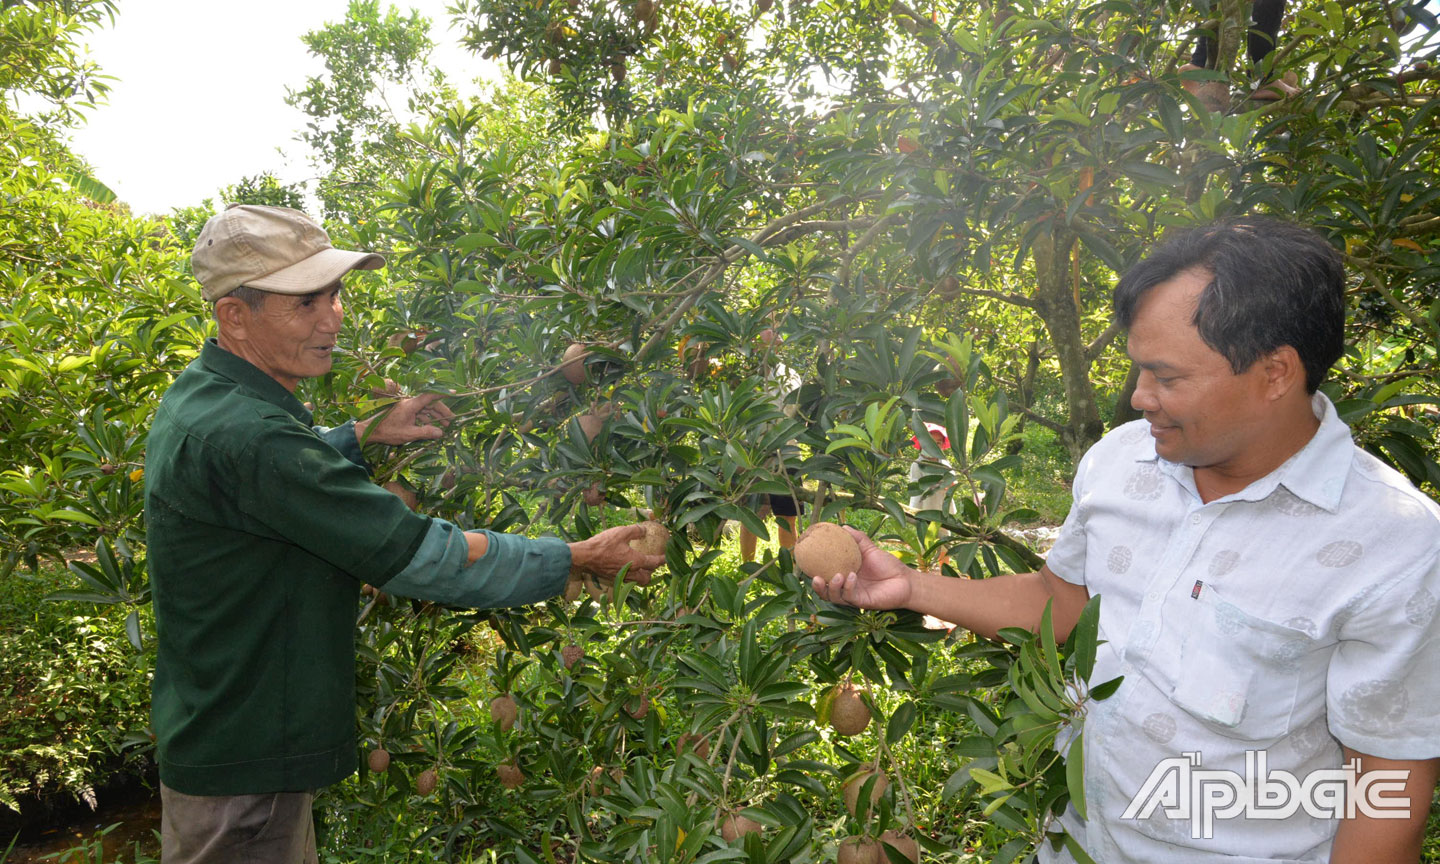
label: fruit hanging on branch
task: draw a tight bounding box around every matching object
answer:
[837,835,880,864]
[497,760,525,789]
[582,483,605,507]
[720,810,762,842]
[415,767,438,796]
[880,830,921,862]
[559,342,590,385]
[827,682,871,737]
[842,767,889,817]
[561,643,585,669]
[489,693,519,731]
[367,747,391,773]
[676,732,710,759]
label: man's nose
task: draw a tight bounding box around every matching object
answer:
[320,295,344,332]
[1131,371,1159,412]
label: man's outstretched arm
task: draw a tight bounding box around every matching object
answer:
[810,526,1091,642]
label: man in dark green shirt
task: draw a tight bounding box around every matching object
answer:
[146,204,663,863]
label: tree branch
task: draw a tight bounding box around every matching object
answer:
[1085,318,1123,363]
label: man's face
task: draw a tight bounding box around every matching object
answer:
[1126,268,1274,470]
[239,282,344,392]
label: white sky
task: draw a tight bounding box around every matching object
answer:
[65,0,495,217]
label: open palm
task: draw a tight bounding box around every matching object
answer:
[809,527,915,611]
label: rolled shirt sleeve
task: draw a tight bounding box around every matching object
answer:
[314,420,367,470]
[383,519,572,609]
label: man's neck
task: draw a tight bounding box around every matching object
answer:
[1193,398,1322,503]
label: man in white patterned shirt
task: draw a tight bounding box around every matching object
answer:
[810,217,1440,863]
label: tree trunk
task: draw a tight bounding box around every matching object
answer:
[1029,225,1105,464]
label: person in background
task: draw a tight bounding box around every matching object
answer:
[145,204,664,863]
[811,216,1439,863]
[1181,0,1300,107]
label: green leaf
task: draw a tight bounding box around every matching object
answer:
[1066,734,1086,820]
[886,700,917,745]
[1069,596,1101,681]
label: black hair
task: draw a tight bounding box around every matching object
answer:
[1112,216,1346,393]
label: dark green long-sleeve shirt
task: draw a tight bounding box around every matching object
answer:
[145,339,568,795]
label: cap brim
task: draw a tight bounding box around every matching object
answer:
[243,247,385,294]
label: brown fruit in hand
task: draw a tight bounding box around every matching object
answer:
[563,576,583,603]
[416,767,438,796]
[843,768,889,817]
[676,732,710,759]
[490,694,518,731]
[583,575,607,602]
[561,644,585,669]
[838,836,880,864]
[382,481,419,511]
[367,747,391,773]
[879,830,920,862]
[720,812,762,842]
[629,520,670,556]
[828,683,871,737]
[560,342,589,385]
[793,522,862,582]
[582,483,605,507]
[497,760,525,789]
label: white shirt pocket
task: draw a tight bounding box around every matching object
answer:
[1171,585,1320,742]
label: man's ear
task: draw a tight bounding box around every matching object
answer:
[1263,345,1306,400]
[214,296,251,337]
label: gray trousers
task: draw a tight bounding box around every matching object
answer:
[160,783,318,864]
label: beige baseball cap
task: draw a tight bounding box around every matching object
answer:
[192,204,385,302]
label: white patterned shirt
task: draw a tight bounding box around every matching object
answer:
[1042,393,1440,863]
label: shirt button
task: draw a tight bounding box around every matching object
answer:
[1147,592,1159,601]
[1190,513,1202,525]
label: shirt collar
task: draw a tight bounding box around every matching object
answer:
[1141,392,1352,512]
[200,338,313,426]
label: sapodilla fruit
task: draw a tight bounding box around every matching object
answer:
[629,520,670,556]
[837,835,880,864]
[416,767,438,796]
[497,760,525,789]
[625,694,650,719]
[577,404,613,441]
[843,768,889,817]
[828,683,870,736]
[367,747,391,773]
[560,342,589,385]
[720,812,761,842]
[562,644,586,670]
[879,830,920,862]
[676,732,710,759]
[490,694,518,731]
[793,522,862,582]
[382,480,419,511]
[582,483,605,506]
[563,576,584,602]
